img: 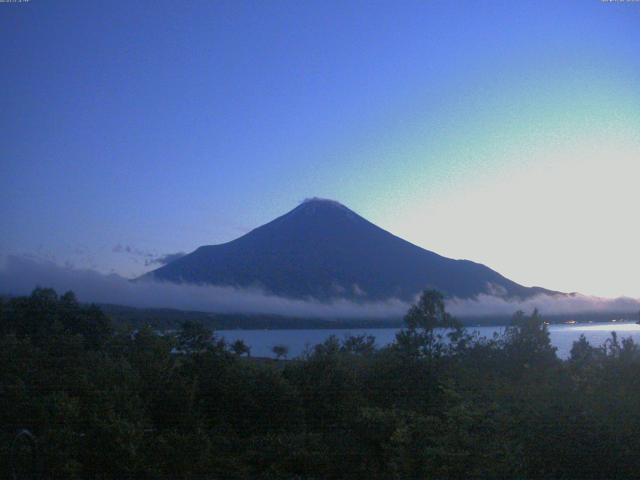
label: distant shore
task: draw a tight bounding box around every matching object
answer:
[93,302,640,331]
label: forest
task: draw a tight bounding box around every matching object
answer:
[2,288,640,479]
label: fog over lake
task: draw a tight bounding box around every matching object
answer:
[218,322,640,360]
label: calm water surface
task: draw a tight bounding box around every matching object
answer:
[218,322,640,359]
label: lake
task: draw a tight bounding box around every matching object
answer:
[218,322,640,359]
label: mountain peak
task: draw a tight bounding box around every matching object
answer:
[296,197,351,213]
[287,197,357,220]
[301,197,346,207]
[147,200,559,301]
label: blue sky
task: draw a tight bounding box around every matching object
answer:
[2,0,639,297]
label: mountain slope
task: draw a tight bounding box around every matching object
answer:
[145,198,558,301]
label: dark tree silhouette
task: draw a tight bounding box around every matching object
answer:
[272,344,289,360]
[230,339,251,357]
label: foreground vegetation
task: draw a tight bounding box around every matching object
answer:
[3,289,640,479]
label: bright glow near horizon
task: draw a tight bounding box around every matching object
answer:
[381,134,640,298]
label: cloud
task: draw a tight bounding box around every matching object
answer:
[1,255,639,320]
[448,293,640,317]
[112,244,153,257]
[144,252,186,267]
[0,256,408,319]
[113,245,187,268]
